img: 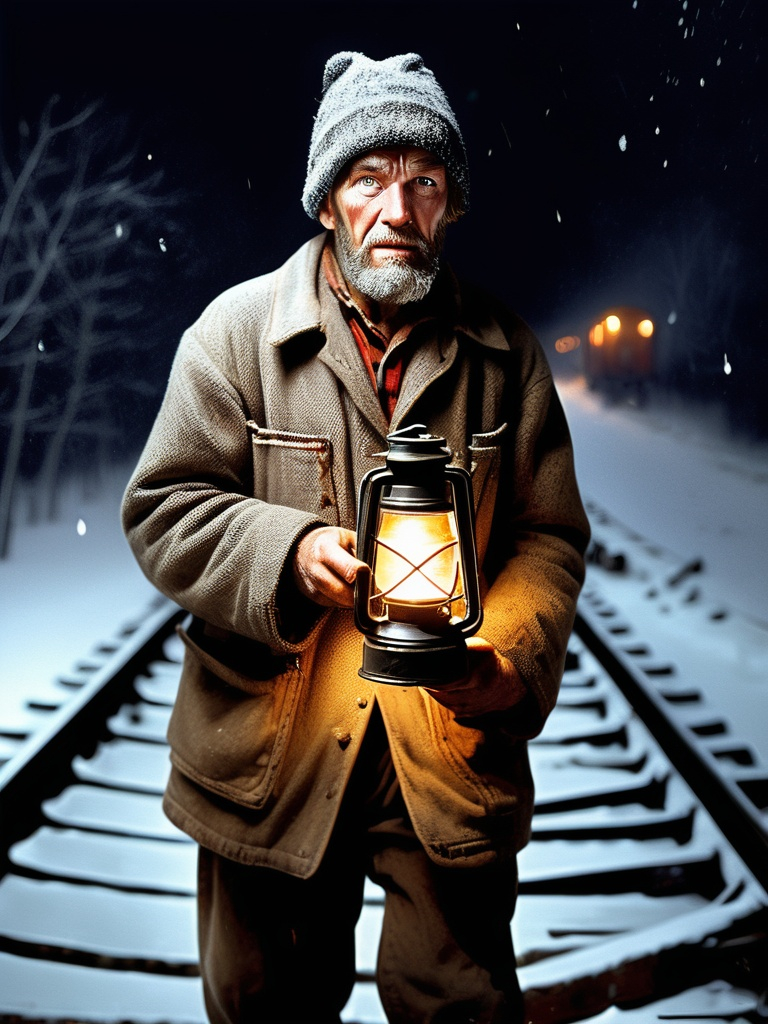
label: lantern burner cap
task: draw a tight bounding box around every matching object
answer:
[379,424,452,466]
[379,482,451,512]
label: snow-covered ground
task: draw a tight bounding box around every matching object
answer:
[558,377,768,626]
[1,377,766,769]
[0,468,159,750]
[557,376,768,767]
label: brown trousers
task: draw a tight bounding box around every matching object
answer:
[197,706,524,1024]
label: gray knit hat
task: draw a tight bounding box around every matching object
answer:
[302,51,469,220]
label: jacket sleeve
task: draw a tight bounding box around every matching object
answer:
[478,338,590,735]
[120,308,326,654]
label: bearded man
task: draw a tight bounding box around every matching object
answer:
[122,51,590,1024]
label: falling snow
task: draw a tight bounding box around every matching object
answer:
[76,519,87,537]
[159,238,167,252]
[618,135,627,152]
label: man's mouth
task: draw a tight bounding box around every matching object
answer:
[369,241,419,259]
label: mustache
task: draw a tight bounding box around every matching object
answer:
[363,227,432,257]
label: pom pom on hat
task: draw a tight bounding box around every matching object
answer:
[302,51,469,220]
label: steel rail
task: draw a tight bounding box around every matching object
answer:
[575,603,768,895]
[0,596,184,871]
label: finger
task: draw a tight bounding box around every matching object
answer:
[313,528,367,582]
[465,636,496,655]
[300,558,356,607]
[423,688,475,716]
[336,528,358,556]
[321,541,366,585]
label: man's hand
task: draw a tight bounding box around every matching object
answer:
[292,526,367,608]
[424,637,527,717]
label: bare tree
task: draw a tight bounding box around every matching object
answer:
[0,97,175,557]
[0,98,95,347]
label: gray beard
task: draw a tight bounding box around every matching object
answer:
[333,220,443,306]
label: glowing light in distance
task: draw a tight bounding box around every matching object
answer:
[637,319,654,338]
[555,336,581,353]
[589,323,604,347]
[606,315,621,334]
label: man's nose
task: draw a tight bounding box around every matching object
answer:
[380,182,411,227]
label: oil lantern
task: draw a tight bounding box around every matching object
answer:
[354,425,483,686]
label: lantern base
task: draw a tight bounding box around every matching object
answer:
[359,633,468,687]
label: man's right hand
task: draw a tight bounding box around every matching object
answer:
[291,526,367,608]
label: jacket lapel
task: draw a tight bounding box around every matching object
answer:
[316,283,391,438]
[390,326,460,431]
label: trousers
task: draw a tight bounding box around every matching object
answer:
[196,704,524,1024]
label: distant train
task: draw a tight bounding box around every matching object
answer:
[583,306,656,393]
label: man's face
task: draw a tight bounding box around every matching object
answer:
[318,146,449,307]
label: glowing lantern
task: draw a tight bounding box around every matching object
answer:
[354,425,482,686]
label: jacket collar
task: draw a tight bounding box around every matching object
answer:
[264,231,510,354]
[263,234,326,347]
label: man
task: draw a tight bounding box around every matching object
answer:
[122,51,590,1024]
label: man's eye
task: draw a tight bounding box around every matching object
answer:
[416,176,436,187]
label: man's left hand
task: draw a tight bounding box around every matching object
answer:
[423,637,527,717]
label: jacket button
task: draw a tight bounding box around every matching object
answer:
[333,727,352,749]
[356,697,368,709]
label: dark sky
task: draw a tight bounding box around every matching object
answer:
[1,0,766,344]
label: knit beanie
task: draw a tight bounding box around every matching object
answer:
[302,51,469,220]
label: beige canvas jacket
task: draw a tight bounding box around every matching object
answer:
[121,233,590,877]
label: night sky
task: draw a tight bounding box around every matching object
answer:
[1,0,766,417]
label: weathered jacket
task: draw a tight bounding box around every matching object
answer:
[121,233,590,877]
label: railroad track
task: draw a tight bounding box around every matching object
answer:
[0,580,766,1023]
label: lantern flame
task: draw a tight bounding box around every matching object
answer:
[371,509,465,613]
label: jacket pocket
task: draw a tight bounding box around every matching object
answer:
[247,422,339,525]
[426,698,533,819]
[469,423,507,564]
[167,625,303,809]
